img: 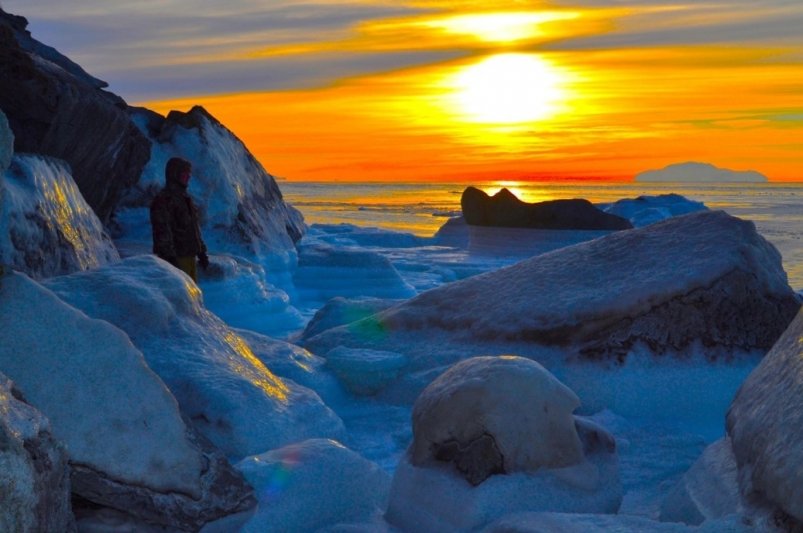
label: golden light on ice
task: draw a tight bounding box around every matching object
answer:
[447,53,566,125]
[422,11,579,43]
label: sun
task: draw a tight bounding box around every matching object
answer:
[446,53,566,125]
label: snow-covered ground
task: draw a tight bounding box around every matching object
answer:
[2,128,800,531]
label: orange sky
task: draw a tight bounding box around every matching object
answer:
[136,5,803,182]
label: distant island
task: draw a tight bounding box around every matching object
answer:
[635,162,768,183]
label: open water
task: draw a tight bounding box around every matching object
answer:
[282,181,803,290]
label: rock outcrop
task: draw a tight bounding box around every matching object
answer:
[125,105,306,261]
[0,373,75,532]
[0,8,151,223]
[726,308,803,525]
[461,186,632,230]
[305,211,800,366]
[0,147,120,278]
[0,270,255,530]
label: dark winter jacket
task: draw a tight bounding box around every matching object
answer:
[150,180,207,260]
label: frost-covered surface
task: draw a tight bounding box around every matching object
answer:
[236,439,391,532]
[325,347,409,396]
[0,373,74,533]
[305,211,799,366]
[0,155,120,278]
[481,511,752,532]
[726,308,803,522]
[294,241,416,306]
[126,106,305,270]
[0,109,12,174]
[298,296,401,343]
[411,357,584,475]
[0,270,205,494]
[42,255,345,459]
[600,193,708,228]
[387,442,621,532]
[660,437,741,525]
[636,162,768,183]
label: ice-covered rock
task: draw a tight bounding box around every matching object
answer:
[636,161,768,183]
[0,109,12,174]
[306,211,800,366]
[43,255,345,459]
[411,356,584,482]
[659,437,741,525]
[0,8,150,223]
[237,439,391,532]
[726,308,803,523]
[298,296,401,343]
[325,347,409,396]
[461,186,632,230]
[600,193,708,227]
[386,356,621,531]
[0,154,120,278]
[0,270,254,529]
[126,106,305,267]
[0,373,74,532]
[294,243,416,304]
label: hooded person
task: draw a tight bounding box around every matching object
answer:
[150,157,209,281]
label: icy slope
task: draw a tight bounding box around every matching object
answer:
[43,255,345,459]
[305,211,799,366]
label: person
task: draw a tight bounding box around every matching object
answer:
[150,157,209,282]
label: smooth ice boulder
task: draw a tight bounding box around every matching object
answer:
[461,186,632,230]
[237,439,391,532]
[294,243,416,304]
[43,255,345,459]
[411,356,584,481]
[298,296,400,343]
[0,270,254,529]
[601,193,708,227]
[726,308,803,523]
[0,155,120,278]
[0,109,12,174]
[126,105,305,265]
[325,347,409,396]
[386,357,621,531]
[660,437,741,525]
[0,8,150,223]
[306,211,800,366]
[0,373,74,532]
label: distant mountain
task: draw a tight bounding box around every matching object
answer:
[635,162,768,183]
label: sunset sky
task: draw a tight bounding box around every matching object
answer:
[7,1,803,182]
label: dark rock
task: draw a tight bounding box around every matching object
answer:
[0,374,75,532]
[0,7,151,223]
[461,186,632,230]
[71,425,256,532]
[432,433,505,486]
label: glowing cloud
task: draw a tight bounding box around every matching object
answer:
[420,11,580,43]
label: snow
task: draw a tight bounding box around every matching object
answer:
[0,154,120,278]
[236,439,391,532]
[659,437,741,525]
[0,270,205,495]
[42,255,346,459]
[726,308,803,521]
[600,193,708,228]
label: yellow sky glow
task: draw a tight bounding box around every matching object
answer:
[142,8,803,182]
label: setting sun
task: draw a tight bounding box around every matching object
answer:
[445,53,567,125]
